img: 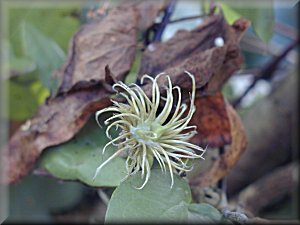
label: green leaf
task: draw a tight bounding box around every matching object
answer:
[187,203,223,223]
[21,21,65,92]
[5,39,36,77]
[39,119,127,187]
[105,169,192,223]
[220,3,242,24]
[9,57,36,76]
[236,7,274,43]
[8,79,40,120]
[30,80,51,105]
[105,169,223,223]
[7,175,83,223]
[221,3,274,43]
[125,50,141,85]
[9,7,80,56]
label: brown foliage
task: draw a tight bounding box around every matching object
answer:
[190,92,231,148]
[121,0,167,30]
[2,90,112,184]
[57,5,139,94]
[190,103,247,187]
[2,3,249,185]
[138,13,249,95]
[2,4,142,184]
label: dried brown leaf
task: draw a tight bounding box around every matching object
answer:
[57,5,139,94]
[139,14,226,88]
[122,0,167,30]
[190,102,247,188]
[1,4,140,184]
[190,92,231,148]
[202,18,250,94]
[138,13,249,94]
[2,88,111,184]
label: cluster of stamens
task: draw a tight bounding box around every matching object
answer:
[93,71,206,189]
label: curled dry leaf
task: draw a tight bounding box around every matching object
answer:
[121,0,167,30]
[138,12,249,94]
[2,1,168,184]
[189,103,247,188]
[202,18,251,94]
[2,89,111,184]
[57,5,139,94]
[190,92,231,148]
[1,3,143,184]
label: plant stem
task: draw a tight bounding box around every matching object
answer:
[143,0,177,46]
[232,38,299,108]
[217,146,228,207]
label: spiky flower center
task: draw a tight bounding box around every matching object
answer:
[130,122,164,143]
[93,71,206,189]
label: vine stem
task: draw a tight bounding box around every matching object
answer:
[232,38,299,108]
[217,146,228,208]
[143,0,177,46]
[168,14,209,24]
[97,189,110,205]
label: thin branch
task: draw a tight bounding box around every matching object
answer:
[97,189,110,206]
[232,38,299,108]
[152,0,177,43]
[230,162,298,215]
[143,0,177,46]
[168,14,208,24]
[275,21,298,40]
[217,146,228,208]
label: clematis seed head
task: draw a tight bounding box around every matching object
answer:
[93,71,206,189]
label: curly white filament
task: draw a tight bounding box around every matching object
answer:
[93,71,206,189]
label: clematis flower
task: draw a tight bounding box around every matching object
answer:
[93,71,206,189]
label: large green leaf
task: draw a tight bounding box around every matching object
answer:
[39,119,127,187]
[105,169,223,223]
[21,21,65,92]
[187,203,223,223]
[6,40,50,120]
[7,77,50,121]
[7,175,83,223]
[234,7,274,43]
[218,3,241,25]
[105,169,191,223]
[221,3,274,43]
[8,79,41,120]
[9,7,80,56]
[9,57,36,76]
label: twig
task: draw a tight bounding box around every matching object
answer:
[222,208,248,224]
[217,147,228,208]
[143,0,177,46]
[232,38,299,108]
[152,0,177,43]
[230,162,298,214]
[97,189,110,206]
[275,21,298,40]
[168,14,209,24]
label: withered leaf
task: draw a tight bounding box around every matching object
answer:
[138,13,225,73]
[189,103,247,188]
[2,88,111,184]
[190,92,231,148]
[1,4,140,184]
[202,19,250,95]
[138,13,249,94]
[122,0,167,30]
[57,4,139,94]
